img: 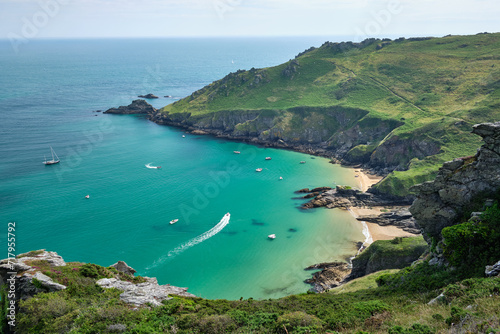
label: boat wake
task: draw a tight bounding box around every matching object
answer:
[145,163,160,169]
[146,213,231,270]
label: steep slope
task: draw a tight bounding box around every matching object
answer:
[156,33,500,197]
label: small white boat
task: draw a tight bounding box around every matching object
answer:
[256,168,263,172]
[279,176,283,180]
[182,135,186,138]
[85,195,90,199]
[170,219,179,225]
[268,234,276,239]
[265,157,272,160]
[234,151,241,154]
[300,161,306,164]
[43,146,60,165]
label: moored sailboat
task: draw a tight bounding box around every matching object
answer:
[43,147,60,165]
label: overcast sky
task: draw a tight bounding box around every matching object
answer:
[0,0,498,40]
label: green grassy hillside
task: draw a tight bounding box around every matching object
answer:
[160,33,500,197]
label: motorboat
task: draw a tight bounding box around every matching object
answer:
[234,151,241,154]
[265,157,272,160]
[268,234,276,239]
[170,219,179,225]
[256,168,263,172]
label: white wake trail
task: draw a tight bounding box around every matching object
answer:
[146,213,231,270]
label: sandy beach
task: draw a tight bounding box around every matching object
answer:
[353,169,383,192]
[349,169,418,245]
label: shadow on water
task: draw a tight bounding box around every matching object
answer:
[261,285,291,296]
[251,219,265,226]
[222,230,238,236]
[288,228,298,232]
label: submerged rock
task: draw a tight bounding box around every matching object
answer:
[138,93,159,99]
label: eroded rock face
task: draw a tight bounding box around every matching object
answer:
[0,250,67,301]
[97,277,195,307]
[410,122,500,240]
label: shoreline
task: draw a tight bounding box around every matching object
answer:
[349,206,418,246]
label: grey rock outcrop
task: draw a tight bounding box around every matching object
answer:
[410,122,500,240]
[0,250,196,306]
[304,262,351,293]
[301,185,412,212]
[97,277,195,307]
[485,260,500,277]
[355,208,421,234]
[104,99,157,114]
[0,250,67,301]
[111,261,136,276]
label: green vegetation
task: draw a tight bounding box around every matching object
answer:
[351,236,428,278]
[442,201,500,276]
[8,233,500,333]
[11,258,500,333]
[160,33,500,196]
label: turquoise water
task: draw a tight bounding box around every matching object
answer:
[0,38,364,299]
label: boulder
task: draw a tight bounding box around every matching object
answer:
[111,261,136,276]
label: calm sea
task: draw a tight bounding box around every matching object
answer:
[0,37,364,299]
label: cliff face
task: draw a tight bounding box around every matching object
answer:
[150,106,410,169]
[410,122,500,240]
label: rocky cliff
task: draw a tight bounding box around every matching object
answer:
[0,250,194,307]
[149,106,406,165]
[410,122,500,241]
